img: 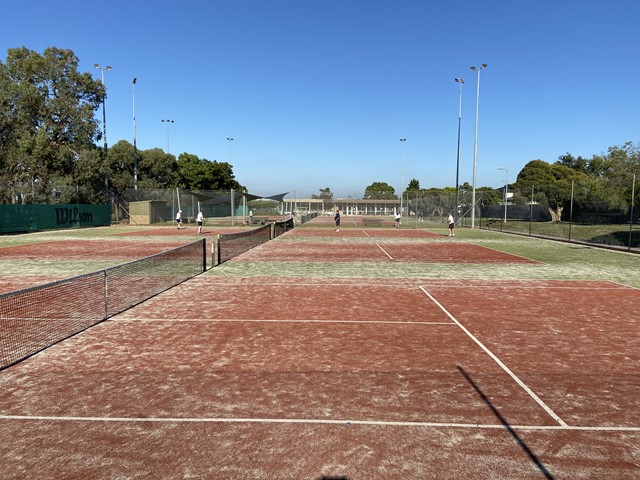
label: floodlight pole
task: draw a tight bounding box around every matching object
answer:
[162,119,175,153]
[470,63,487,228]
[498,167,508,222]
[629,173,636,251]
[400,138,406,217]
[94,64,112,202]
[133,78,138,191]
[454,78,464,223]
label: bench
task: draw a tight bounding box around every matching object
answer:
[362,218,382,227]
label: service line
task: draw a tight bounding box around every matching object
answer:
[376,243,393,260]
[1,414,637,431]
[419,286,568,428]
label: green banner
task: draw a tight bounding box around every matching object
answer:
[0,204,110,233]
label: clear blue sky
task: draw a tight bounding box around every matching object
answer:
[2,0,638,198]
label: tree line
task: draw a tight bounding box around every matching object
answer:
[514,146,639,221]
[0,47,243,205]
[313,146,639,222]
[2,46,637,219]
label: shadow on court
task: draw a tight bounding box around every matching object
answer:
[456,365,554,480]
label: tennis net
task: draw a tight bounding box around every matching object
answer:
[0,239,206,370]
[273,218,294,238]
[214,224,271,265]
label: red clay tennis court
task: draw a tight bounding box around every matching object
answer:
[0,226,638,479]
[0,238,191,261]
[0,233,210,292]
[238,240,539,264]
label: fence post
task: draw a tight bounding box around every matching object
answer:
[529,186,534,236]
[568,180,574,243]
[230,189,235,227]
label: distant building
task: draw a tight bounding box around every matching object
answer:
[283,198,400,216]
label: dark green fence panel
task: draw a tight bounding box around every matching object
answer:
[0,204,110,233]
[0,205,32,233]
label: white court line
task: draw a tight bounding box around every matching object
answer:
[186,278,634,291]
[419,286,569,428]
[117,318,456,326]
[0,414,637,431]
[376,243,393,259]
[362,230,371,237]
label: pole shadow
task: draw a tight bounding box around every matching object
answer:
[457,365,554,479]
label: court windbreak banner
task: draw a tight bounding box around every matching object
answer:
[0,204,111,233]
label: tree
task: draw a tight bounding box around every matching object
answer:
[138,148,178,189]
[477,186,502,206]
[556,153,588,173]
[407,178,420,191]
[515,159,588,222]
[363,182,397,200]
[0,47,103,203]
[312,187,333,199]
[177,153,244,191]
[591,142,640,211]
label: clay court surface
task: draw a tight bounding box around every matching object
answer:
[239,240,539,264]
[0,238,191,260]
[0,225,639,479]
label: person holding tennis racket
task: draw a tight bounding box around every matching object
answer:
[447,213,455,237]
[334,208,341,232]
[176,210,183,229]
[196,211,204,234]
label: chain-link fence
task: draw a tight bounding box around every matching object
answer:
[479,176,639,252]
[119,188,289,226]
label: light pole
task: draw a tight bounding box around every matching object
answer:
[470,63,487,228]
[400,138,406,217]
[454,78,464,224]
[94,64,112,201]
[227,137,234,163]
[498,167,508,222]
[132,78,138,191]
[161,119,175,153]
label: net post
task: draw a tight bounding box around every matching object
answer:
[103,269,108,319]
[212,235,221,267]
[201,238,207,272]
[217,235,220,266]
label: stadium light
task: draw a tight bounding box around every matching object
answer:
[94,64,112,202]
[400,138,406,217]
[498,167,508,222]
[161,119,175,153]
[454,78,464,224]
[470,63,487,228]
[227,137,234,163]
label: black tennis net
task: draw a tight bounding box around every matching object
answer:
[214,224,271,265]
[0,239,206,370]
[273,218,294,238]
